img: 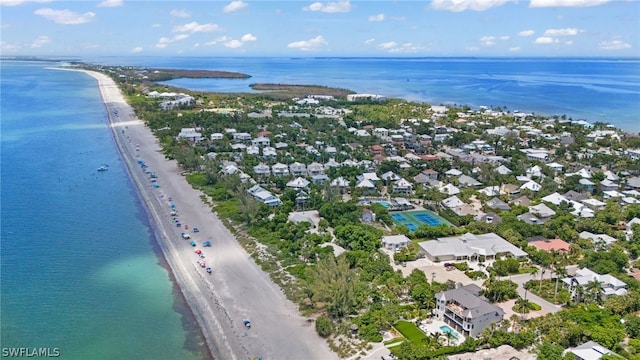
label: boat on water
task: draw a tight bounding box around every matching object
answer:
[97,164,109,171]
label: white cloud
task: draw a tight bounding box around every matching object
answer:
[534,36,558,44]
[529,0,609,8]
[240,33,256,42]
[173,22,221,33]
[599,40,631,50]
[500,35,510,40]
[480,36,496,46]
[543,28,579,36]
[378,41,397,49]
[1,40,20,52]
[287,35,328,51]
[388,42,424,53]
[224,40,243,48]
[30,35,50,48]
[518,30,535,37]
[155,34,189,48]
[130,47,143,53]
[151,23,160,28]
[364,38,376,45]
[170,9,190,18]
[0,0,51,7]
[205,36,231,46]
[565,40,573,45]
[34,8,95,24]
[509,46,521,51]
[431,0,513,12]
[97,0,122,8]
[368,13,384,22]
[223,0,247,13]
[304,0,351,13]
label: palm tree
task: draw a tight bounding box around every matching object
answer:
[554,264,568,301]
[510,314,520,333]
[444,329,456,347]
[586,279,603,304]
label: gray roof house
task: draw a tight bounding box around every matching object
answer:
[485,198,511,211]
[434,284,504,338]
[562,267,627,301]
[289,162,307,176]
[419,233,527,262]
[569,341,614,360]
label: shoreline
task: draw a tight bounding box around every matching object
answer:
[71,68,338,360]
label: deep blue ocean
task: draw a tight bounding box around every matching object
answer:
[85,56,640,133]
[0,61,205,359]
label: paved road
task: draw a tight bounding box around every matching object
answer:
[501,265,578,314]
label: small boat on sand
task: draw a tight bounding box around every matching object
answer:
[190,241,196,246]
[203,241,212,247]
[206,267,212,274]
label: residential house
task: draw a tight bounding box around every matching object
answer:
[311,174,329,185]
[251,136,271,147]
[502,184,521,196]
[562,267,627,300]
[439,184,461,196]
[520,180,542,192]
[563,190,586,202]
[357,172,381,184]
[418,232,527,262]
[517,212,545,225]
[177,128,203,143]
[286,177,310,190]
[529,203,556,219]
[247,185,280,207]
[579,231,617,248]
[381,235,411,251]
[271,163,289,176]
[458,175,482,188]
[289,162,307,177]
[393,178,413,194]
[370,144,384,156]
[528,238,571,254]
[253,163,270,177]
[262,146,277,158]
[569,341,614,360]
[246,145,260,156]
[307,162,325,177]
[485,198,511,211]
[232,132,252,142]
[330,176,350,190]
[600,179,619,191]
[627,218,640,240]
[210,132,224,141]
[355,178,376,194]
[495,165,512,175]
[381,171,401,183]
[434,284,505,338]
[361,209,376,223]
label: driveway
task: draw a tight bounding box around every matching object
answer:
[500,265,577,314]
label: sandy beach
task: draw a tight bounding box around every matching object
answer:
[78,69,338,360]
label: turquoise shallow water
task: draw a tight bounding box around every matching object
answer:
[0,61,207,359]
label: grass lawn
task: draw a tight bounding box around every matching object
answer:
[394,320,427,344]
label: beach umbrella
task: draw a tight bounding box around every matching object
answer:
[195,249,201,254]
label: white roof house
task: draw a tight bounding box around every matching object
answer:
[439,183,461,196]
[253,163,270,176]
[542,192,569,206]
[330,176,350,188]
[445,169,463,177]
[495,165,512,175]
[358,172,381,183]
[356,179,376,189]
[381,171,401,182]
[177,128,203,143]
[418,233,527,261]
[562,268,627,300]
[442,195,465,209]
[579,231,617,247]
[569,341,613,360]
[287,177,310,190]
[520,181,541,192]
[381,235,411,250]
[271,163,289,176]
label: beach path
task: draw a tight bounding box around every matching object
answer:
[80,69,338,360]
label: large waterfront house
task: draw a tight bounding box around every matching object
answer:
[418,233,527,262]
[434,284,504,338]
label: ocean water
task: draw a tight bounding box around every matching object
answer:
[86,57,640,133]
[0,61,206,359]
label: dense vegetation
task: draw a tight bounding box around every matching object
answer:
[95,64,640,359]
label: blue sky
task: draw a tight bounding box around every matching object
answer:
[1,0,639,57]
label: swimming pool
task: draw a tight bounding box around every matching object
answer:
[439,325,459,339]
[377,201,391,208]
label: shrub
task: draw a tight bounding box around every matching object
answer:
[315,316,334,337]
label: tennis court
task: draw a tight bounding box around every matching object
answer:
[391,210,451,231]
